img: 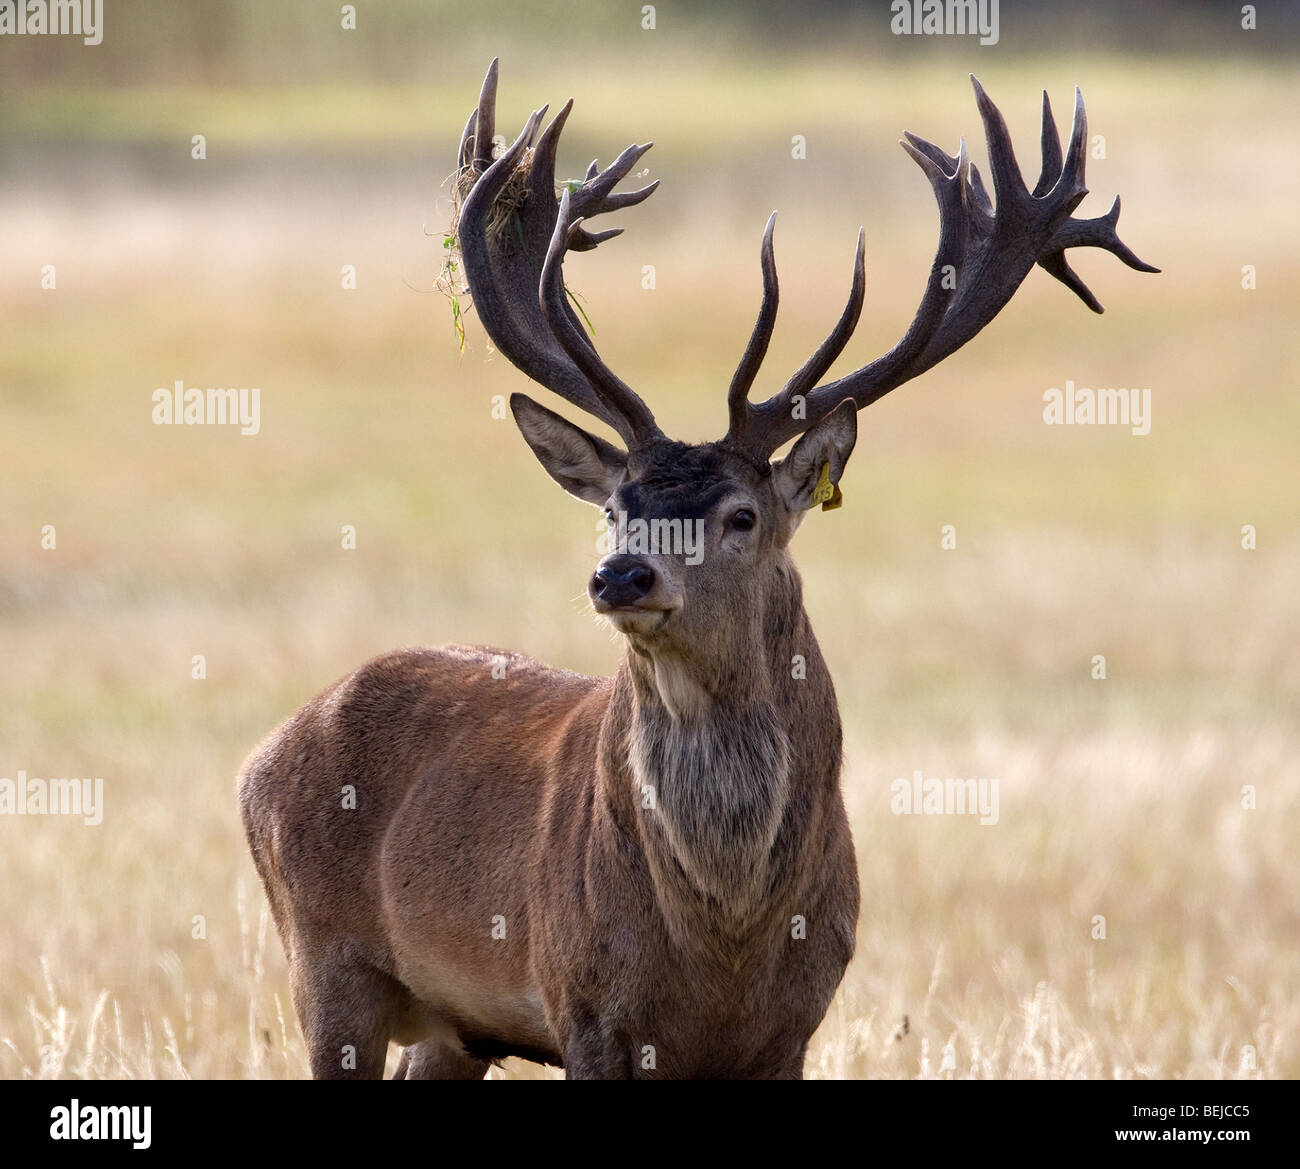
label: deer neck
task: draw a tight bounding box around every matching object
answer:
[599,558,842,921]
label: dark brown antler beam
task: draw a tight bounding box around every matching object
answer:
[455,59,663,448]
[725,77,1159,460]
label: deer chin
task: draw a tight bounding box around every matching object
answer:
[599,604,677,638]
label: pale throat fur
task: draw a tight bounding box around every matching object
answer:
[605,552,842,919]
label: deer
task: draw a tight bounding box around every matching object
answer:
[238,60,1156,1080]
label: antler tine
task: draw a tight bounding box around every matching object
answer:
[468,57,498,172]
[454,60,663,446]
[731,137,968,458]
[1033,90,1062,198]
[970,76,1031,215]
[1059,86,1090,204]
[729,220,869,451]
[768,228,866,418]
[875,132,971,372]
[528,95,572,207]
[1048,196,1160,271]
[967,162,994,222]
[900,131,959,172]
[1038,196,1161,312]
[569,142,660,240]
[725,212,780,442]
[731,77,1157,458]
[528,99,660,252]
[540,189,661,446]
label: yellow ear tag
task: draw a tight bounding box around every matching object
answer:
[811,461,843,511]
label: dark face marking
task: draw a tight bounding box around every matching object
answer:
[590,438,795,652]
[615,441,766,522]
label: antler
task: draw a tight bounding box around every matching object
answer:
[725,77,1159,460]
[455,59,663,448]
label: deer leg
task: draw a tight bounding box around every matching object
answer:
[764,1046,808,1080]
[562,1040,633,1080]
[288,944,399,1080]
[392,1039,490,1081]
[561,1003,635,1080]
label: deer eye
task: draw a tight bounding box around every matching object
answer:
[728,508,756,532]
[603,507,616,525]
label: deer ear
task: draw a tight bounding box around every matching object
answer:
[772,398,858,513]
[510,393,628,507]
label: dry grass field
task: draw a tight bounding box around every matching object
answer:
[1,42,1296,1078]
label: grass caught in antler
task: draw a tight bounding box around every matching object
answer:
[437,148,598,353]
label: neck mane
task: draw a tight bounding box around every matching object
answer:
[598,558,843,928]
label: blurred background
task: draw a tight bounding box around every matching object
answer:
[1,0,1296,1078]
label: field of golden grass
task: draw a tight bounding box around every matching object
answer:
[1,51,1296,1078]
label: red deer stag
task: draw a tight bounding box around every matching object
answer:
[239,60,1156,1080]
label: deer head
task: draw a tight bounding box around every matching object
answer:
[452,60,1156,697]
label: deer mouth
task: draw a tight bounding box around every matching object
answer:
[598,603,676,635]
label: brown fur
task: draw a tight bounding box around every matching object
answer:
[239,60,1157,1078]
[239,428,862,1080]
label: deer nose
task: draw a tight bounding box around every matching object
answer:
[592,554,656,608]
